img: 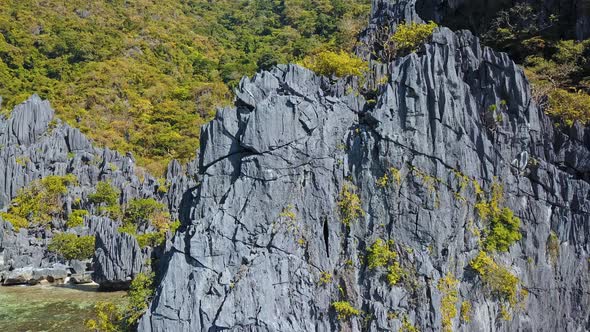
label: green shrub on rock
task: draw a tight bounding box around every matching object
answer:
[48,233,95,260]
[475,182,521,252]
[124,272,155,326]
[89,181,120,206]
[470,251,526,311]
[546,88,590,126]
[0,212,29,231]
[367,238,403,286]
[437,273,459,332]
[337,183,365,226]
[86,272,155,331]
[66,209,89,228]
[6,174,77,227]
[483,207,522,253]
[331,301,359,320]
[391,21,438,55]
[89,181,122,219]
[300,51,367,78]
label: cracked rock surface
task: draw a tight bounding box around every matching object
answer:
[0,95,197,288]
[140,2,590,331]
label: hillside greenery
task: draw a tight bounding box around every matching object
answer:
[481,3,590,126]
[0,0,371,174]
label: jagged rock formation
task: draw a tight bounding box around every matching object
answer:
[140,1,590,331]
[91,216,151,290]
[0,95,197,288]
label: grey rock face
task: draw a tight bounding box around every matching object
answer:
[140,3,590,332]
[91,216,151,290]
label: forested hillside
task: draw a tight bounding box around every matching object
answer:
[0,0,370,173]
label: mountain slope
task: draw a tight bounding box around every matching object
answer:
[0,0,370,173]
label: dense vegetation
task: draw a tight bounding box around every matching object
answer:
[118,197,176,248]
[480,3,590,126]
[0,0,371,173]
[48,232,95,260]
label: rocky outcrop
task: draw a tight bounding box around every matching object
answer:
[0,95,196,288]
[91,216,151,290]
[139,2,590,331]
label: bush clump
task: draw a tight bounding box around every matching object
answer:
[66,209,89,228]
[124,198,168,227]
[470,251,525,309]
[437,273,459,332]
[86,272,154,331]
[300,50,367,77]
[119,198,172,248]
[5,175,77,228]
[331,301,359,320]
[391,21,438,55]
[89,181,120,206]
[48,233,95,260]
[337,183,365,226]
[0,212,29,231]
[484,207,522,252]
[546,88,590,126]
[475,182,521,252]
[89,181,121,219]
[367,238,403,286]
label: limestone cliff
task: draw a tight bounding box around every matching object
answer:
[139,1,590,331]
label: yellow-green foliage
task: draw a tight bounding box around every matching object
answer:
[0,0,371,173]
[135,232,166,248]
[6,174,77,227]
[391,21,438,55]
[86,272,154,331]
[367,239,396,269]
[156,178,169,194]
[547,231,560,263]
[170,220,181,233]
[376,167,402,188]
[124,272,154,326]
[331,301,359,320]
[0,212,29,231]
[89,181,121,219]
[522,38,590,127]
[460,301,471,323]
[48,233,95,260]
[401,315,419,332]
[300,50,367,77]
[124,198,169,228]
[437,273,459,332]
[89,181,120,206]
[279,205,297,221]
[470,251,525,309]
[484,207,522,252]
[319,271,332,285]
[475,182,521,252]
[85,301,123,332]
[120,198,172,248]
[546,88,590,126]
[66,209,89,228]
[337,183,364,226]
[367,238,402,286]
